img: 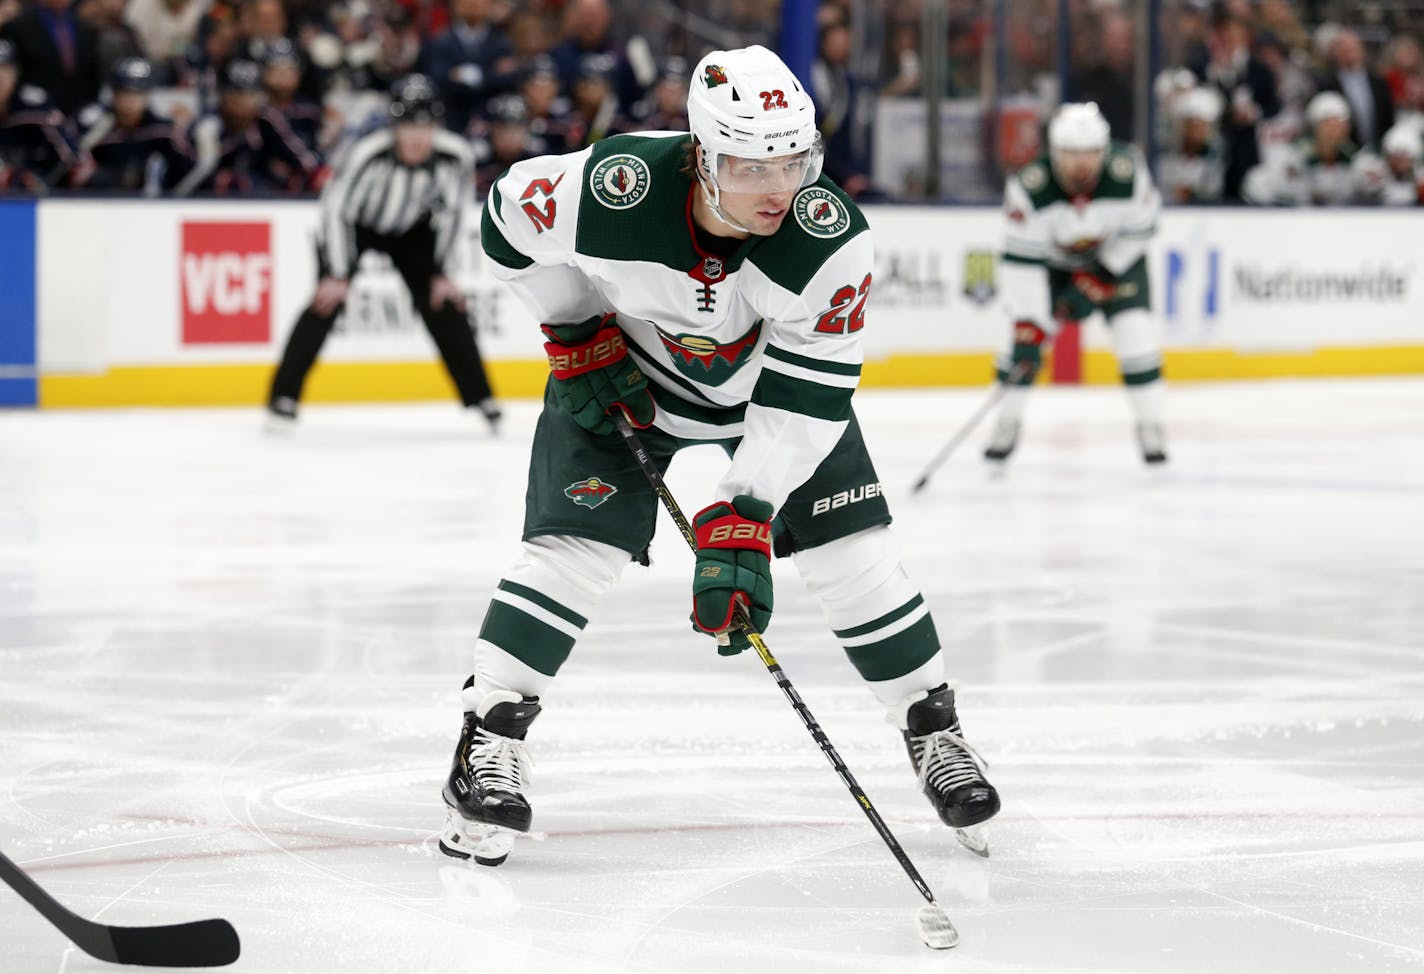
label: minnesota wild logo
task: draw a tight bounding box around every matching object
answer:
[962,250,997,306]
[565,477,618,509]
[655,319,763,387]
[793,186,850,239]
[704,64,728,88]
[589,154,651,210]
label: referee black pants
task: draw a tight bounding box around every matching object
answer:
[269,222,494,409]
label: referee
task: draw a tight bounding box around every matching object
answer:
[267,74,501,428]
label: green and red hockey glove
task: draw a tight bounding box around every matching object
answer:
[691,494,774,656]
[543,314,656,435]
[1070,266,1117,306]
[1010,320,1047,367]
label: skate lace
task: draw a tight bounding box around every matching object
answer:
[467,727,533,793]
[912,728,989,794]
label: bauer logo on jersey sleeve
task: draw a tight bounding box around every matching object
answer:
[793,187,851,239]
[565,477,618,509]
[590,155,651,210]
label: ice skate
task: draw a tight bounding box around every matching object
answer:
[1136,422,1167,465]
[897,685,1000,857]
[471,397,503,435]
[983,417,1020,463]
[264,397,298,434]
[439,685,540,866]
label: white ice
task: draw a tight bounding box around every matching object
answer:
[2,378,1423,974]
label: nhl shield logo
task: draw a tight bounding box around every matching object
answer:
[962,250,997,306]
[565,477,618,509]
[793,186,851,239]
[589,154,651,210]
[702,257,724,280]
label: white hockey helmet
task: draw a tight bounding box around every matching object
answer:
[687,45,822,227]
[1047,102,1111,153]
[1305,91,1351,127]
[1383,123,1423,161]
[1177,87,1223,124]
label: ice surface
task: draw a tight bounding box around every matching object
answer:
[2,379,1423,973]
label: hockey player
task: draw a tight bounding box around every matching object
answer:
[1157,86,1226,204]
[77,57,191,194]
[439,45,1000,867]
[985,102,1167,465]
[1373,124,1423,206]
[1242,92,1382,206]
[0,39,84,192]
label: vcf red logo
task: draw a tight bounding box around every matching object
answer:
[180,222,272,344]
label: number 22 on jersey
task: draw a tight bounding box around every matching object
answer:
[520,174,564,233]
[815,274,872,334]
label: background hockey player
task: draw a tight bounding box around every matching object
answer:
[1373,124,1423,206]
[986,101,1167,465]
[1157,86,1226,204]
[1242,92,1383,206]
[439,45,999,868]
[76,57,190,194]
[267,74,500,428]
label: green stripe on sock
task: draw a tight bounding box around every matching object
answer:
[842,614,941,682]
[1122,367,1162,386]
[478,601,577,677]
[833,594,925,640]
[496,580,588,628]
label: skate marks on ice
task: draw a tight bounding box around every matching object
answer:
[4,382,1424,971]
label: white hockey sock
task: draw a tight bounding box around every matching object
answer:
[795,527,948,709]
[1127,379,1166,427]
[471,535,630,703]
[995,384,1031,426]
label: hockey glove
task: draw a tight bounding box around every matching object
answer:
[543,314,656,436]
[1011,320,1048,367]
[1070,266,1117,306]
[691,495,774,656]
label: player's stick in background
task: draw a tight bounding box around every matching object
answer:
[910,360,1034,493]
[0,848,241,967]
[612,412,960,950]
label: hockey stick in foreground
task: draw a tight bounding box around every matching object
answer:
[0,848,240,967]
[612,413,959,950]
[910,361,1033,494]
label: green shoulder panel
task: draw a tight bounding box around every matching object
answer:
[574,133,700,270]
[742,176,869,295]
[1094,142,1138,200]
[1015,155,1066,209]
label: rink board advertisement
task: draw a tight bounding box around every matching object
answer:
[29,200,1424,407]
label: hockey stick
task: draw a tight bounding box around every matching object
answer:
[910,360,1033,494]
[0,848,240,967]
[612,413,959,949]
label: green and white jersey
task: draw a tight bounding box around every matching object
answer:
[1242,138,1382,206]
[1000,142,1160,326]
[481,131,872,513]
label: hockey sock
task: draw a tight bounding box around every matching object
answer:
[794,526,947,707]
[474,535,628,698]
[1125,378,1166,426]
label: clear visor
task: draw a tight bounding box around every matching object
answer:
[713,138,824,194]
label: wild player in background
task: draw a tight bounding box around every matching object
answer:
[986,102,1168,465]
[439,45,1000,867]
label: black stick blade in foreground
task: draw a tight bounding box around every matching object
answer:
[0,849,240,967]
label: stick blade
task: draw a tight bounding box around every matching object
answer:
[109,918,241,968]
[916,903,959,949]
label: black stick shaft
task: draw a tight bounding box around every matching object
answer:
[911,360,1033,493]
[613,415,941,908]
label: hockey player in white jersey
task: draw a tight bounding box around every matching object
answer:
[1373,124,1423,206]
[1243,92,1383,206]
[986,102,1168,465]
[437,45,1000,867]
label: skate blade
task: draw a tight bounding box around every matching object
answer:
[916,903,960,949]
[439,810,543,867]
[955,824,990,858]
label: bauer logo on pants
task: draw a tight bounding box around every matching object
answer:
[565,477,618,510]
[180,222,272,344]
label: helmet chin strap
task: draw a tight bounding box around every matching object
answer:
[693,144,753,235]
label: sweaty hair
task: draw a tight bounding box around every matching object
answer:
[679,137,698,177]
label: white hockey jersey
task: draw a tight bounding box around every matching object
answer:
[481,131,872,513]
[1243,138,1383,205]
[999,143,1161,328]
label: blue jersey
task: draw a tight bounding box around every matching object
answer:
[77,104,192,193]
[172,107,319,195]
[0,85,81,190]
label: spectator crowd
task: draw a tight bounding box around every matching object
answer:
[0,0,1420,206]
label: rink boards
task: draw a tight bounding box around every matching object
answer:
[3,198,1422,407]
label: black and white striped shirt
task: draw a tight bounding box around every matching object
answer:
[320,127,475,279]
